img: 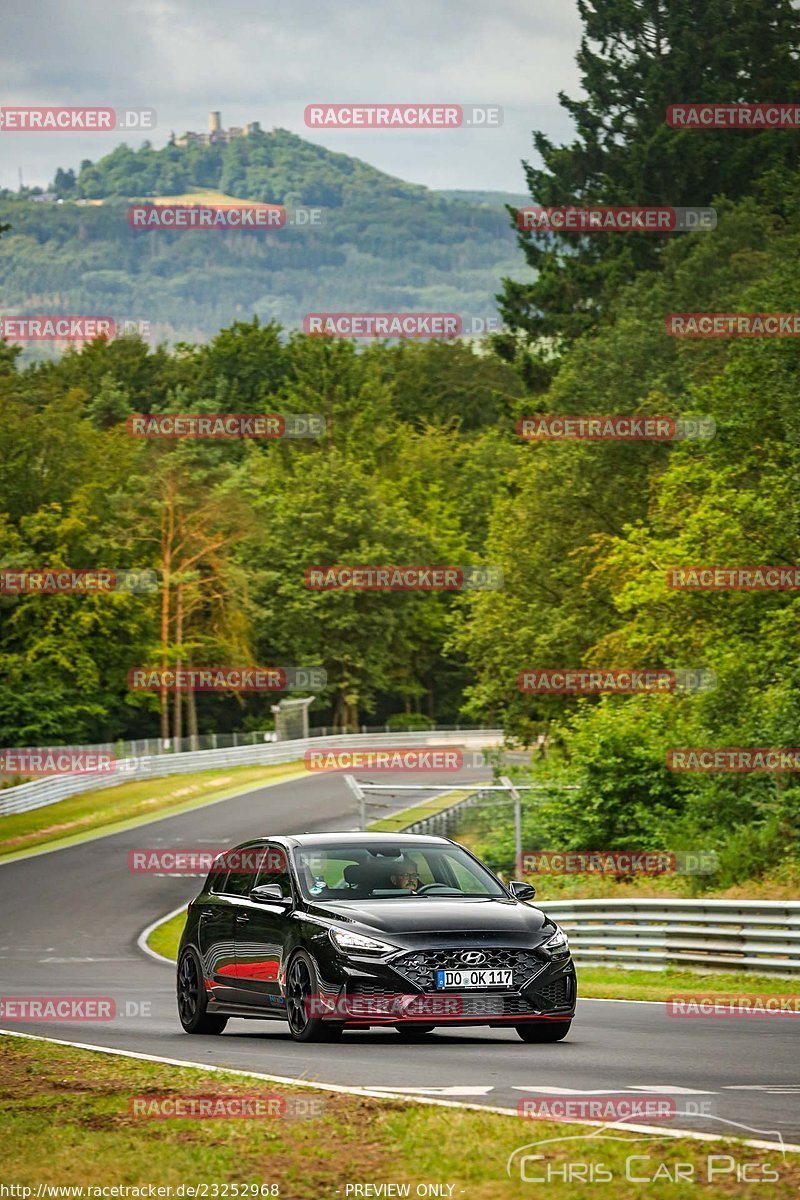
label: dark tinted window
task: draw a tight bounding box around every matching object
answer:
[255,844,294,900]
[219,844,266,896]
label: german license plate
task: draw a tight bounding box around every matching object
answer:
[435,968,513,989]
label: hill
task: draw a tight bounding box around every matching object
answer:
[0,130,532,348]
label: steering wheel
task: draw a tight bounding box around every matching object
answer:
[414,883,460,895]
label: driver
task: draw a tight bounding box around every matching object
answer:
[389,855,420,893]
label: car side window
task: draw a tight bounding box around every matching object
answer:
[220,843,264,897]
[255,844,294,901]
[208,868,229,894]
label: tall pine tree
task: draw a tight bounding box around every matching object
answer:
[499,0,800,368]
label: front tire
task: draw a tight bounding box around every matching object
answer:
[286,950,340,1042]
[177,948,228,1034]
[516,1020,571,1043]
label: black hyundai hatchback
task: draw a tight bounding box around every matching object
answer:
[176,832,576,1042]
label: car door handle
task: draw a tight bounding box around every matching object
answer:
[236,912,250,924]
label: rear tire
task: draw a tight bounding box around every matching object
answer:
[177,948,228,1034]
[395,1025,436,1039]
[516,1020,571,1043]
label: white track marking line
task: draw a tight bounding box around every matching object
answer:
[137,904,188,964]
[1,1028,797,1152]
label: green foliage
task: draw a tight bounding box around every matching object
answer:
[0,321,520,743]
[501,0,800,353]
[0,131,530,345]
[385,713,436,731]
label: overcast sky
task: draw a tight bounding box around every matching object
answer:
[0,0,583,193]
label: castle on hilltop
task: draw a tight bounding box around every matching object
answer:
[173,112,264,148]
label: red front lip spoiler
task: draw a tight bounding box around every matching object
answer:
[329,1012,575,1026]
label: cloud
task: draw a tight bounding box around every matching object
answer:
[0,0,582,191]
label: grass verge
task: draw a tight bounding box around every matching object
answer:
[2,1035,797,1198]
[0,761,309,862]
[368,788,470,832]
[148,910,188,960]
[577,965,796,1002]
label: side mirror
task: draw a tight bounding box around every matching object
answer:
[509,880,536,900]
[250,883,291,905]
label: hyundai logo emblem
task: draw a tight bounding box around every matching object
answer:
[461,951,486,965]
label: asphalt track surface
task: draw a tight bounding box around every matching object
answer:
[1,760,799,1155]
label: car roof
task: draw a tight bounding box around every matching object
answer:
[234,832,452,848]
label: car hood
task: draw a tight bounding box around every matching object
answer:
[309,896,552,939]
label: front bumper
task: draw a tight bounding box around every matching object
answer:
[310,941,577,1026]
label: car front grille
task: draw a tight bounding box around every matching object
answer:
[391,947,545,991]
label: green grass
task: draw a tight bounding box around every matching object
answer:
[148,910,188,960]
[368,788,469,832]
[0,761,309,862]
[3,1035,797,1198]
[578,965,798,1001]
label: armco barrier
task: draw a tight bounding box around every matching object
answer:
[543,898,800,977]
[0,730,504,818]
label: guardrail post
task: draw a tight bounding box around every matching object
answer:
[343,773,367,830]
[499,775,523,879]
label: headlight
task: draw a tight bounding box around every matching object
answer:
[329,928,399,956]
[540,925,570,958]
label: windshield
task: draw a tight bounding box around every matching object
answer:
[292,842,507,901]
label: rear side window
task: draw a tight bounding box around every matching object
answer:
[215,844,266,896]
[207,868,228,894]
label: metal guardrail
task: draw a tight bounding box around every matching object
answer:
[0,724,485,764]
[543,898,800,976]
[0,730,504,817]
[389,803,800,977]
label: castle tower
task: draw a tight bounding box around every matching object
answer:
[209,111,222,134]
